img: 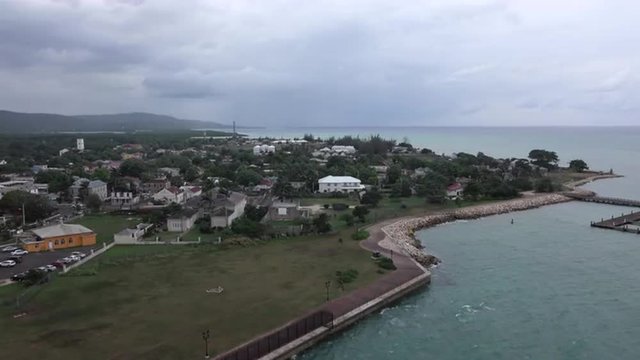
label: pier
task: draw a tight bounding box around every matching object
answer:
[565,193,640,207]
[591,211,640,234]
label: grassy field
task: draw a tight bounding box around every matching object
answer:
[74,214,142,244]
[0,232,383,359]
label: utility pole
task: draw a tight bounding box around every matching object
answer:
[22,203,26,227]
[325,280,331,301]
[202,329,210,359]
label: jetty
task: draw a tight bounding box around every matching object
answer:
[591,211,640,234]
[565,193,640,207]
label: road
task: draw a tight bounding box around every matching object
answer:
[0,244,102,280]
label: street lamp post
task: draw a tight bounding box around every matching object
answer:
[325,280,331,302]
[202,329,210,359]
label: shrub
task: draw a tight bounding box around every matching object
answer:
[335,269,359,285]
[323,204,330,209]
[332,203,348,211]
[351,229,369,240]
[377,257,397,270]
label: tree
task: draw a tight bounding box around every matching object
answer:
[360,190,382,207]
[312,213,332,233]
[0,191,53,223]
[387,165,402,185]
[534,178,555,193]
[92,168,111,183]
[415,174,448,204]
[235,167,262,186]
[34,171,72,193]
[340,213,355,226]
[84,194,103,213]
[390,177,412,197]
[231,217,265,238]
[245,204,268,222]
[352,206,369,223]
[569,159,589,172]
[119,159,147,178]
[528,149,559,170]
[273,179,294,198]
[462,182,481,201]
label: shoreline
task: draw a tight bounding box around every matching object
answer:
[382,173,620,266]
[381,193,571,266]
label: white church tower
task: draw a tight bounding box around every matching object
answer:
[76,138,85,151]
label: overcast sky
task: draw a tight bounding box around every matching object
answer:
[1,0,639,126]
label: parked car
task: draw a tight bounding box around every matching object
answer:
[71,251,87,258]
[7,255,22,263]
[51,260,65,269]
[1,246,18,252]
[10,272,26,282]
[11,249,28,256]
[44,265,57,272]
[0,260,16,267]
[61,257,74,264]
[69,255,81,261]
[37,266,48,272]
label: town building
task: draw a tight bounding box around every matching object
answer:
[142,179,170,194]
[110,191,140,208]
[447,182,464,199]
[159,167,181,177]
[268,201,307,221]
[76,138,84,151]
[87,180,108,200]
[0,179,37,199]
[317,175,365,193]
[113,223,153,243]
[22,223,96,252]
[180,185,202,201]
[253,144,276,156]
[210,192,247,228]
[152,186,185,204]
[167,209,200,232]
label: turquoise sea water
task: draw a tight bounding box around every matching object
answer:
[287,127,640,360]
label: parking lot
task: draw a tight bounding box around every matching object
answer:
[0,244,102,280]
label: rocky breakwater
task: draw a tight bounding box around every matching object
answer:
[382,194,571,266]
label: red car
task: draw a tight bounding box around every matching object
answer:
[51,260,65,269]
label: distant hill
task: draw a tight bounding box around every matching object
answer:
[0,110,232,134]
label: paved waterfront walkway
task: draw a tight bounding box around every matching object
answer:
[322,219,428,317]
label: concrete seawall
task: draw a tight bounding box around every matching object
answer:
[260,267,430,360]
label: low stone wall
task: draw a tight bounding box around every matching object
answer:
[382,194,571,266]
[62,242,116,273]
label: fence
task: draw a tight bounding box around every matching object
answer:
[214,310,334,360]
[0,272,54,310]
[61,242,116,274]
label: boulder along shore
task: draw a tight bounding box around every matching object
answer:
[381,193,571,266]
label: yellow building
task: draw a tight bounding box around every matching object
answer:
[22,224,96,253]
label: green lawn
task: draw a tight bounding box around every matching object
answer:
[0,232,383,359]
[74,214,142,244]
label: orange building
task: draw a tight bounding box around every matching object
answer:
[22,224,96,253]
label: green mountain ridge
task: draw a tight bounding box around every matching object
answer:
[0,110,233,134]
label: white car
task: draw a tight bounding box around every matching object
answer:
[0,260,16,267]
[11,249,28,256]
[1,246,18,252]
[71,251,87,258]
[44,265,57,272]
[61,257,74,264]
[69,255,81,261]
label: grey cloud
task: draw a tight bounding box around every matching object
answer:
[0,0,639,125]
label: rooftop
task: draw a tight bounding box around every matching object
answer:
[31,223,94,239]
[318,175,361,184]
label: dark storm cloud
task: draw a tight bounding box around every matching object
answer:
[0,0,639,125]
